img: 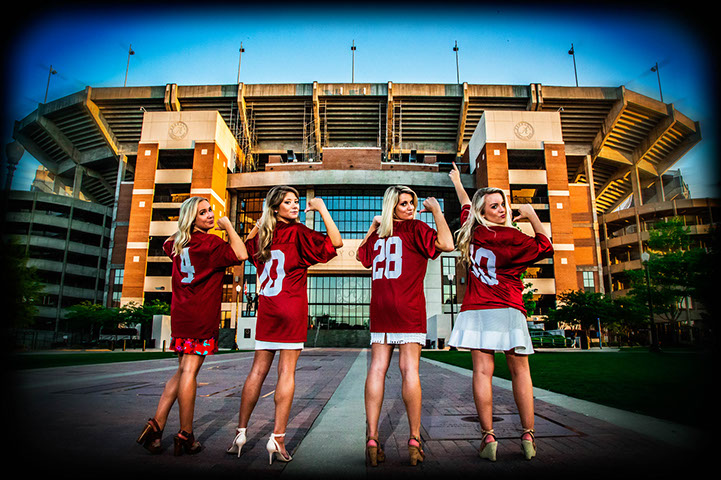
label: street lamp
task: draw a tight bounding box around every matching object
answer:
[124,44,135,87]
[641,252,661,352]
[44,65,57,103]
[453,41,460,84]
[651,62,663,103]
[351,40,356,83]
[237,42,245,84]
[568,44,578,87]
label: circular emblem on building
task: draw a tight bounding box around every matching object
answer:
[169,121,189,140]
[514,121,534,140]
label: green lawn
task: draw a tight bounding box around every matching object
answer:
[421,348,712,428]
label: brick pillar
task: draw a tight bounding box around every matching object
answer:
[545,143,578,294]
[121,143,158,304]
[475,143,509,191]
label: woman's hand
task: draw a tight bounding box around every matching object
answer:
[420,197,441,214]
[305,197,327,213]
[512,203,537,223]
[216,216,233,232]
[449,162,462,185]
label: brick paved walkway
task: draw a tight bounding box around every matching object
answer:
[9,348,709,479]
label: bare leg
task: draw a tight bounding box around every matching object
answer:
[398,342,423,440]
[271,349,302,458]
[152,357,183,432]
[505,350,535,439]
[238,350,275,428]
[471,349,496,443]
[365,342,394,440]
[177,353,206,434]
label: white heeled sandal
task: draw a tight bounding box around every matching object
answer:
[226,427,247,457]
[266,432,292,465]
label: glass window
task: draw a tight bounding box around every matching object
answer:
[583,271,595,292]
[308,275,371,329]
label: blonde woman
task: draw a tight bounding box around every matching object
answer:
[447,163,553,461]
[356,185,454,466]
[136,196,247,456]
[227,186,342,464]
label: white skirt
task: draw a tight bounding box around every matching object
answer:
[448,307,534,354]
[370,332,426,345]
[254,340,304,350]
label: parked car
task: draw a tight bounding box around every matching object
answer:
[529,330,571,348]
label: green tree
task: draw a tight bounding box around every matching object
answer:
[65,301,120,341]
[546,289,615,334]
[119,299,170,340]
[628,217,709,345]
[1,241,45,329]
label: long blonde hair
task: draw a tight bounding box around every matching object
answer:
[171,196,209,256]
[455,187,511,266]
[255,186,301,262]
[377,185,418,238]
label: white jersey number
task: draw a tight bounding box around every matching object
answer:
[180,247,195,284]
[470,245,499,286]
[258,250,286,297]
[372,237,403,280]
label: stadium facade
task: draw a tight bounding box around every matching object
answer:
[7,81,714,347]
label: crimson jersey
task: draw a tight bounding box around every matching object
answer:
[358,219,440,333]
[459,204,553,315]
[163,232,241,340]
[246,221,337,343]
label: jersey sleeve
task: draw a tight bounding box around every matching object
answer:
[357,233,376,269]
[297,225,338,267]
[244,234,260,268]
[413,220,441,259]
[208,234,243,270]
[460,204,471,225]
[163,237,174,258]
[510,229,554,264]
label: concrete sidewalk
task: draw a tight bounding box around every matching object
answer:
[9,348,709,479]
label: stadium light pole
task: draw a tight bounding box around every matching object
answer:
[237,42,245,84]
[568,44,578,87]
[44,65,57,103]
[124,45,135,87]
[651,62,663,103]
[453,41,460,84]
[351,40,356,83]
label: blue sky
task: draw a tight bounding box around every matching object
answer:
[3,3,718,197]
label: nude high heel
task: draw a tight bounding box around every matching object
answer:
[479,429,497,462]
[366,435,386,467]
[226,427,247,457]
[408,436,425,466]
[266,433,292,465]
[521,428,536,460]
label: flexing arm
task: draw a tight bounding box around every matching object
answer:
[449,162,471,207]
[216,216,249,261]
[421,197,454,252]
[306,197,343,248]
[513,204,549,239]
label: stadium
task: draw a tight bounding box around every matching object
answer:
[6,80,715,348]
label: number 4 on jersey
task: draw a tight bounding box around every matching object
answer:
[180,247,195,284]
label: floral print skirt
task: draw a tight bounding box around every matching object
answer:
[170,336,218,356]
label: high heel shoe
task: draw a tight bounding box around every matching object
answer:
[226,427,247,457]
[173,430,202,456]
[408,436,425,466]
[366,435,386,467]
[136,418,163,454]
[521,428,536,460]
[479,429,497,462]
[266,433,292,465]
